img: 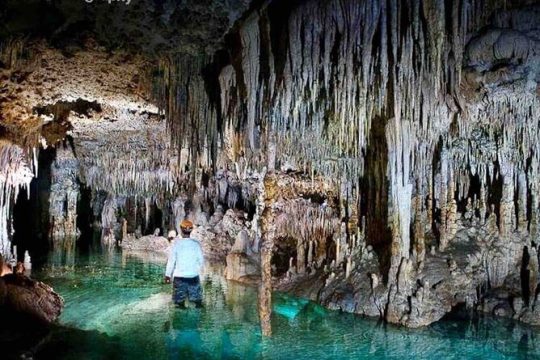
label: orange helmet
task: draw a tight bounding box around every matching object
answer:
[180,219,194,232]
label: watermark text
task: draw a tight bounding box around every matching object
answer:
[85,0,132,5]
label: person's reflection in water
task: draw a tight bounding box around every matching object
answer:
[166,307,205,359]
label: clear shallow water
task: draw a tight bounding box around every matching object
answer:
[23,246,540,359]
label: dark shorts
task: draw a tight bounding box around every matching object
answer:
[173,276,202,304]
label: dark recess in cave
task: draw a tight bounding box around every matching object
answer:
[487,160,504,229]
[12,147,56,267]
[76,182,95,248]
[272,236,297,277]
[360,116,392,283]
[521,246,531,306]
[456,171,482,216]
[147,203,163,236]
[440,302,477,322]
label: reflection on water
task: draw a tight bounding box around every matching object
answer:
[16,245,540,359]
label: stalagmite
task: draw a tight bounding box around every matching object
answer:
[296,240,306,275]
[345,256,352,279]
[23,251,31,271]
[307,240,313,267]
[287,257,295,276]
[386,118,413,279]
[101,196,117,245]
[517,170,528,233]
[370,273,379,290]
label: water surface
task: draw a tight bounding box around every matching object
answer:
[19,246,540,359]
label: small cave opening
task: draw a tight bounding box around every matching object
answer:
[456,171,482,216]
[300,192,327,205]
[12,148,56,267]
[272,236,298,277]
[144,203,163,236]
[325,235,337,265]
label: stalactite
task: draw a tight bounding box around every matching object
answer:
[152,55,217,176]
[0,141,35,259]
[78,131,181,198]
[240,14,262,151]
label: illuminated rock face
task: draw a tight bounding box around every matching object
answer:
[0,0,539,328]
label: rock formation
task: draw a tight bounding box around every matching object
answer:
[0,255,63,324]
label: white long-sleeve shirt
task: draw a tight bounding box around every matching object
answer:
[165,238,204,278]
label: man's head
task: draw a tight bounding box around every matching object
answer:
[180,219,194,238]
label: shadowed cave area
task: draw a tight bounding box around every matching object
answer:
[1,0,540,359]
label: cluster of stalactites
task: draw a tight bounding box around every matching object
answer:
[152,55,217,173]
[153,0,536,274]
[216,0,505,178]
[274,199,341,275]
[220,0,518,273]
[77,139,182,198]
[437,93,540,242]
[0,141,36,258]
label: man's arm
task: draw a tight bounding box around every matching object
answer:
[164,243,176,283]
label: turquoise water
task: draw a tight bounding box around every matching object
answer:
[23,246,540,359]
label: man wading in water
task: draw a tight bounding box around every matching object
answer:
[164,220,204,308]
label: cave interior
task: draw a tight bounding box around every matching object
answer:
[1,0,540,358]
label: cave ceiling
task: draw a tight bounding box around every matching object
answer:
[0,0,253,55]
